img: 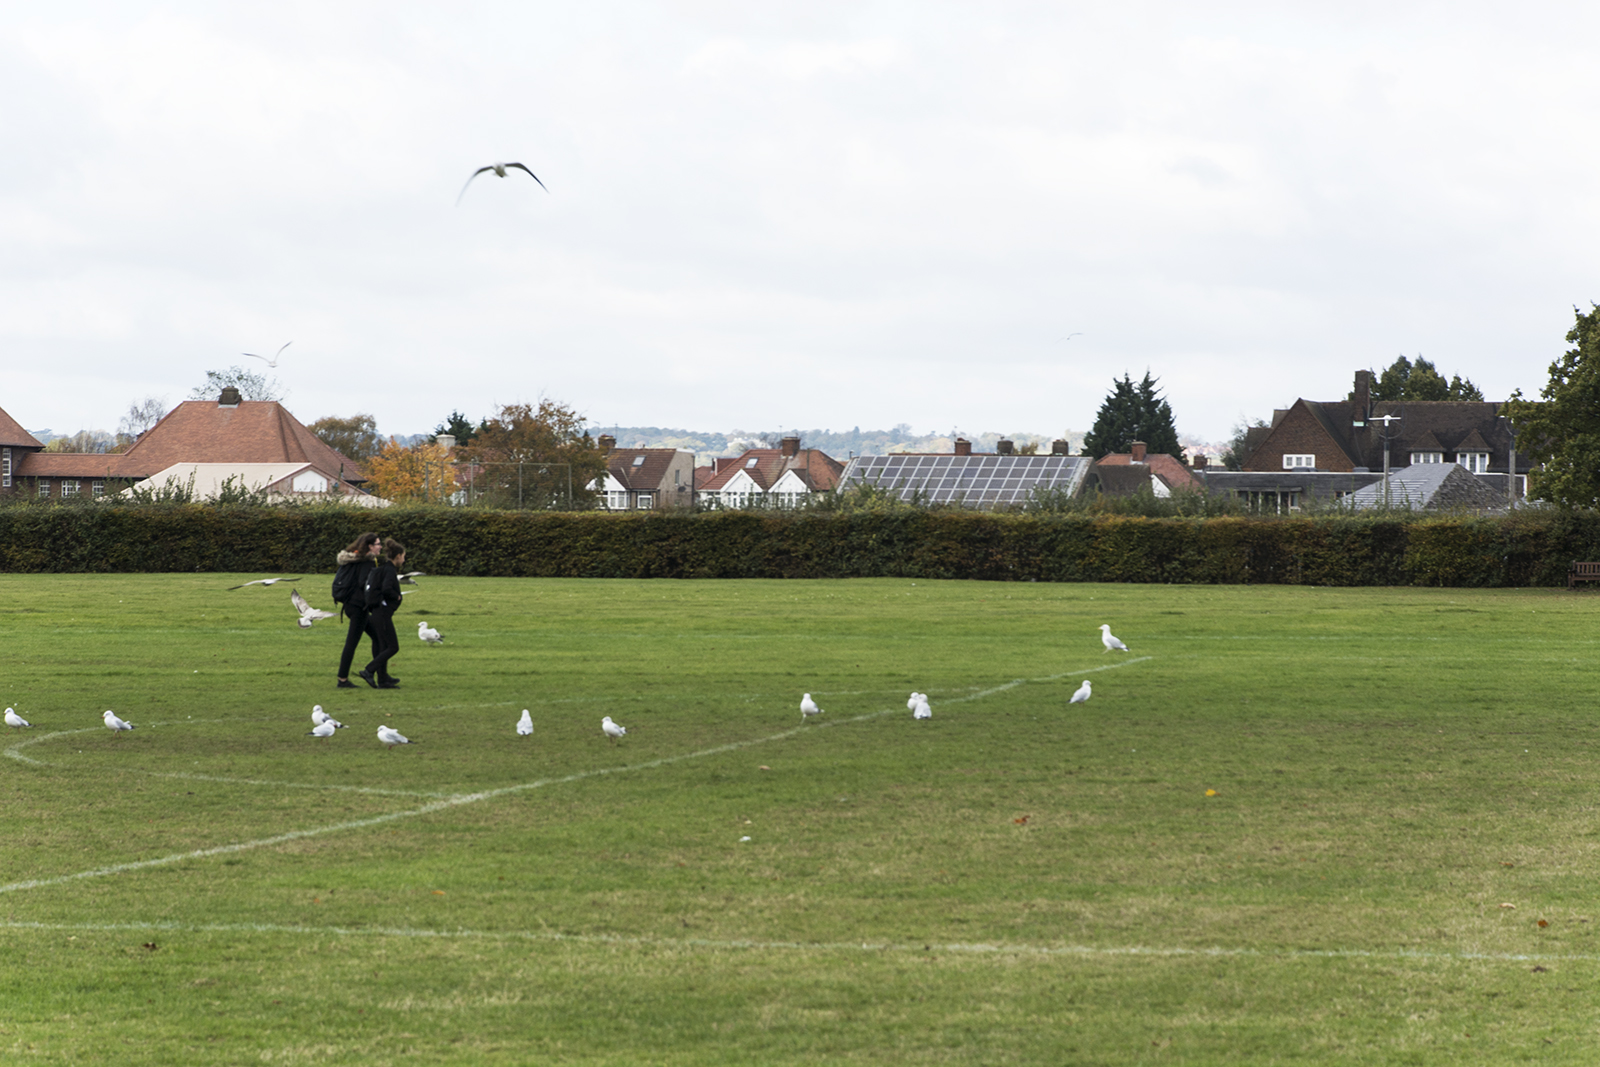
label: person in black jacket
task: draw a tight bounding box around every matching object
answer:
[360,537,406,689]
[335,532,382,688]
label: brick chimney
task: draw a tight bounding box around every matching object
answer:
[218,386,242,408]
[954,438,972,456]
[996,438,1014,455]
[598,434,616,452]
[1130,440,1147,463]
[1050,439,1070,455]
[1192,452,1208,469]
[780,435,800,458]
[1353,370,1372,426]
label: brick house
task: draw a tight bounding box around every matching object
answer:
[594,436,696,510]
[8,388,368,500]
[0,406,45,494]
[697,436,844,508]
[1088,441,1201,498]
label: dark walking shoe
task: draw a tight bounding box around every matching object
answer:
[359,669,378,689]
[378,679,401,689]
[336,679,357,689]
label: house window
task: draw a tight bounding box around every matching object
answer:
[637,493,653,509]
[631,455,645,467]
[673,469,681,486]
[61,480,80,497]
[745,457,759,468]
[92,480,105,497]
[1282,454,1315,469]
[2,447,9,488]
[1458,452,1489,473]
[1410,452,1443,464]
[38,479,50,498]
[606,490,627,510]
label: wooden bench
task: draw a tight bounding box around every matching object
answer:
[1570,562,1600,589]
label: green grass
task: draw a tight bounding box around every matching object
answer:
[4,574,1600,1064]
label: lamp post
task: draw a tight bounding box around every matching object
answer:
[1371,413,1401,509]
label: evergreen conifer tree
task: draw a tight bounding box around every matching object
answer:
[1081,372,1181,458]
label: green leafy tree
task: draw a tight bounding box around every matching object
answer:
[308,414,384,462]
[1368,356,1484,402]
[459,399,607,509]
[1504,304,1600,506]
[431,410,482,446]
[1080,372,1181,458]
[189,366,284,402]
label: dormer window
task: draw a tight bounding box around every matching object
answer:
[1282,454,1315,469]
[1410,451,1442,464]
[1457,452,1489,473]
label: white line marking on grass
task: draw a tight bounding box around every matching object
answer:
[3,918,1595,966]
[0,657,1155,898]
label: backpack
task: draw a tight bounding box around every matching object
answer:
[330,562,358,605]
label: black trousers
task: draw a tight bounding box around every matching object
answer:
[365,608,400,679]
[338,605,380,679]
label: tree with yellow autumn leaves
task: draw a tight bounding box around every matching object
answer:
[362,439,457,503]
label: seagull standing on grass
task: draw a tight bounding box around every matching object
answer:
[418,621,443,645]
[292,590,336,629]
[308,721,337,738]
[311,706,344,729]
[4,707,31,728]
[912,697,932,720]
[457,162,548,204]
[801,694,823,721]
[1099,624,1129,653]
[907,692,924,711]
[517,709,533,736]
[1070,680,1092,704]
[602,716,626,742]
[376,725,413,749]
[103,710,134,734]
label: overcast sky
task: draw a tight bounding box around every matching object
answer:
[3,1,1594,445]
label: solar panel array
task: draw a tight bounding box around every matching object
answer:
[840,454,1089,507]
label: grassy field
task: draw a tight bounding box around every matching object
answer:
[3,573,1600,1064]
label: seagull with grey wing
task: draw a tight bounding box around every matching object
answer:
[5,707,32,729]
[311,705,345,729]
[292,589,337,629]
[458,162,548,205]
[228,576,303,590]
[243,342,290,368]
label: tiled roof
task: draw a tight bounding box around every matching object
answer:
[0,406,42,449]
[700,449,844,493]
[1093,452,1200,491]
[14,452,132,478]
[606,448,681,491]
[120,400,364,481]
[1348,463,1504,511]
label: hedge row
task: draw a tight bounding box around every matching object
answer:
[0,505,1596,586]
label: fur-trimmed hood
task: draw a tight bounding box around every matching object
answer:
[336,549,367,565]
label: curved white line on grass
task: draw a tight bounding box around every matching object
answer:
[0,918,1589,966]
[0,657,1152,898]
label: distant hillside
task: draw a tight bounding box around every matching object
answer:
[590,425,1088,460]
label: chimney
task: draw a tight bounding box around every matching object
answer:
[1353,370,1372,426]
[954,437,972,456]
[598,434,616,452]
[1192,452,1207,469]
[218,386,241,408]
[1130,440,1147,463]
[780,435,800,458]
[996,438,1014,455]
[1050,439,1070,455]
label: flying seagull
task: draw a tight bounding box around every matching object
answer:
[398,570,426,585]
[103,709,134,734]
[517,709,533,736]
[227,576,303,590]
[244,342,291,368]
[457,162,548,205]
[377,724,413,749]
[1099,624,1129,653]
[418,621,443,644]
[311,705,344,729]
[4,707,32,729]
[800,693,823,721]
[292,589,337,629]
[602,715,627,743]
[1070,680,1092,704]
[308,720,337,738]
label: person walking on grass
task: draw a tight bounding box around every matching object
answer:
[360,537,406,690]
[333,532,382,689]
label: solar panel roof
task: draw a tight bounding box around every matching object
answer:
[838,454,1090,508]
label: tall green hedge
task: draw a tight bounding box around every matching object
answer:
[0,505,1594,586]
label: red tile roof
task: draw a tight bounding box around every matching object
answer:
[698,448,844,493]
[606,448,680,491]
[0,406,42,449]
[1094,452,1200,491]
